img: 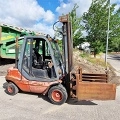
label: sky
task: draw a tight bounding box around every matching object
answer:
[0,0,120,36]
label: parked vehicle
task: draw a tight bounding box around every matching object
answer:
[5,14,116,105]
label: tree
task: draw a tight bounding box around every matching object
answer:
[82,0,120,56]
[69,4,83,47]
[109,8,120,52]
[54,4,83,48]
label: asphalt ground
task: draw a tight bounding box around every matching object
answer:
[0,76,120,120]
[107,54,120,76]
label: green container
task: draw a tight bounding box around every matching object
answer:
[0,24,36,59]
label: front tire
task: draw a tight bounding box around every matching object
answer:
[5,82,19,96]
[48,84,68,105]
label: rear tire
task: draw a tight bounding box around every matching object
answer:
[48,84,68,105]
[5,83,19,96]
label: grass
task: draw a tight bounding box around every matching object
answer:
[79,52,106,67]
[88,57,106,67]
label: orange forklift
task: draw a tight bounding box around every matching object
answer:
[5,14,116,105]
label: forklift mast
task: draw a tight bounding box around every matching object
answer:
[59,14,73,95]
[59,14,73,74]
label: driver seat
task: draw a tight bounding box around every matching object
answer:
[32,48,43,69]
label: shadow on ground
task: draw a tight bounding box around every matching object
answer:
[0,58,15,65]
[67,98,97,105]
[107,54,120,61]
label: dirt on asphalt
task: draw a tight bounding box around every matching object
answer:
[0,50,120,85]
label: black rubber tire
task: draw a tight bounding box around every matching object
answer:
[48,84,68,105]
[5,83,19,96]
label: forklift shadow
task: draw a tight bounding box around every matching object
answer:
[67,98,98,105]
[38,96,98,105]
[38,95,98,105]
[38,94,51,103]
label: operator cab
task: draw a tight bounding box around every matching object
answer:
[18,36,64,82]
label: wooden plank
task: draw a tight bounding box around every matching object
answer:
[82,76,107,79]
[82,73,107,76]
[82,78,107,82]
[82,73,108,82]
[82,75,107,77]
[76,82,116,100]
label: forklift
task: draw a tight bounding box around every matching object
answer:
[5,14,116,105]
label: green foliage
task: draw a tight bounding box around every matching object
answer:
[109,7,120,52]
[82,0,120,55]
[69,4,83,47]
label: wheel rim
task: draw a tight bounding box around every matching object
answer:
[51,90,63,102]
[8,86,13,93]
